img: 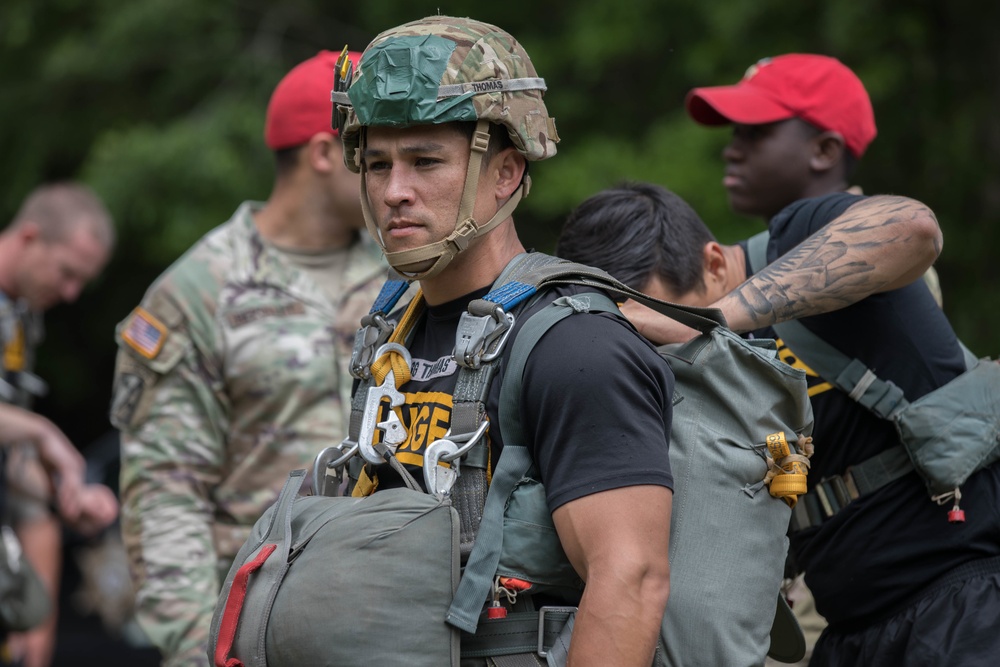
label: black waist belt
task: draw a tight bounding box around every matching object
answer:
[460,607,575,658]
[790,445,914,532]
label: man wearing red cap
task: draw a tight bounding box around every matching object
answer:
[111,51,387,667]
[686,53,942,305]
[577,55,998,667]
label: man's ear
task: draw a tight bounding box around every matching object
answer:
[306,132,340,173]
[702,242,731,301]
[810,131,847,174]
[493,148,527,201]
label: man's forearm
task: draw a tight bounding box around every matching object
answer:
[568,574,668,666]
[13,514,61,667]
[123,491,221,667]
[719,195,941,333]
[553,486,672,666]
[121,435,223,667]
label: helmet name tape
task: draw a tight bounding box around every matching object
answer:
[438,78,547,97]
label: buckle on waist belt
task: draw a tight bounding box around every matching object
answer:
[536,606,576,658]
[790,445,917,533]
[790,471,860,532]
[460,606,576,659]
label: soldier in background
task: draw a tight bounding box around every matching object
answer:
[111,50,387,667]
[0,182,120,667]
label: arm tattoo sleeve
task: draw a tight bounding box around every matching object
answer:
[723,196,939,331]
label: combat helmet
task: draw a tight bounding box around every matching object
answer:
[333,16,559,279]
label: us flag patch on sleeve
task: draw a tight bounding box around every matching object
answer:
[122,307,168,359]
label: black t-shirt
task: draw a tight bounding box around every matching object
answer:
[370,282,674,510]
[741,193,1000,627]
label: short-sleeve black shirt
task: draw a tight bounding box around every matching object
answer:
[370,281,674,511]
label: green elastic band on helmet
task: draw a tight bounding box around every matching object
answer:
[350,35,479,128]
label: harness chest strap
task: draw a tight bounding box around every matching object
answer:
[447,291,619,637]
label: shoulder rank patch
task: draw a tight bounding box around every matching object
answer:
[122,307,168,359]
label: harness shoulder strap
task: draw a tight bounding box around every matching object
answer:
[447,289,619,635]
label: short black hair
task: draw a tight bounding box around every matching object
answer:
[274,144,305,179]
[556,181,716,294]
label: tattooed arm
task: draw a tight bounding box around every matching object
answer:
[621,196,941,344]
[718,195,940,333]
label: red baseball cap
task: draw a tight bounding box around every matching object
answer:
[264,49,362,150]
[685,54,877,157]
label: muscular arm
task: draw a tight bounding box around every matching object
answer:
[625,195,941,344]
[523,308,674,664]
[0,405,118,534]
[0,404,84,517]
[718,195,941,333]
[552,485,672,666]
[116,337,227,667]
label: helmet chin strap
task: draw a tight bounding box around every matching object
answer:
[360,119,529,281]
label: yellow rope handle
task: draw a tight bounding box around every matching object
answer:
[355,289,424,497]
[764,431,814,508]
[370,289,424,386]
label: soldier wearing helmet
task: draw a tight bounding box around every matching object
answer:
[334,16,674,666]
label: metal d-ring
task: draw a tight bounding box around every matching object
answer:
[438,420,490,463]
[311,439,359,496]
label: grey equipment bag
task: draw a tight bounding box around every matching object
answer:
[748,231,1000,520]
[209,469,461,667]
[658,327,812,666]
[457,259,814,667]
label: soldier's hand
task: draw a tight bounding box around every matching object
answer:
[22,414,87,521]
[619,299,699,345]
[64,483,119,537]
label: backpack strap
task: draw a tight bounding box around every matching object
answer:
[747,230,981,531]
[447,253,560,556]
[447,289,618,645]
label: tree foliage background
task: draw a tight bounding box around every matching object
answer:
[1,0,997,450]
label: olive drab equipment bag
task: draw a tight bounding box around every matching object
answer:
[209,253,813,667]
[209,470,462,667]
[748,231,1000,527]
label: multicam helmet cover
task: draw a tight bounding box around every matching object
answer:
[333,16,560,280]
[338,15,559,172]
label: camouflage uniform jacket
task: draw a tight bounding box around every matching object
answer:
[111,202,386,667]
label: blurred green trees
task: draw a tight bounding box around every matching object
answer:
[1,0,996,447]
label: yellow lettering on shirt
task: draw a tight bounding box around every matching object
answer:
[391,391,452,467]
[775,337,834,397]
[3,323,25,372]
